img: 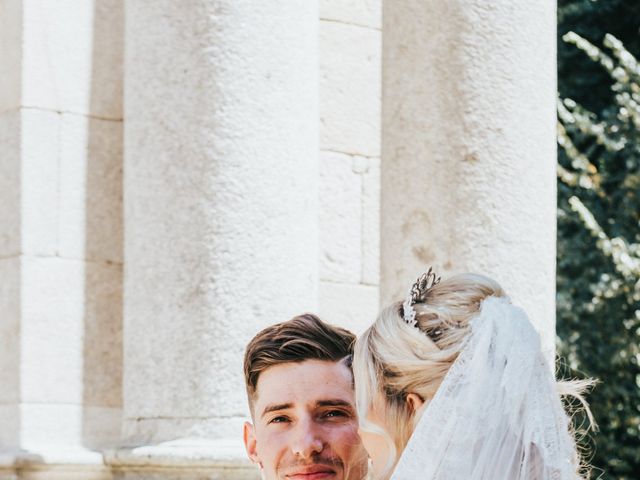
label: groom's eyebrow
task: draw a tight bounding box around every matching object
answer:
[261,399,353,418]
[317,399,356,415]
[317,399,352,408]
[261,403,292,418]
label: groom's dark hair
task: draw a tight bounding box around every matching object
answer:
[244,313,355,412]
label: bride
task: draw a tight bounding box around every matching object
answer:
[352,269,593,480]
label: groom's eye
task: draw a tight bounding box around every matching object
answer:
[268,415,290,424]
[322,409,350,420]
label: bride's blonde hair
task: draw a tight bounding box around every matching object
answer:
[353,273,592,479]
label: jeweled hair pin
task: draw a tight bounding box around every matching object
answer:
[402,267,441,327]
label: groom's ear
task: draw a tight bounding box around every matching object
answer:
[243,421,260,463]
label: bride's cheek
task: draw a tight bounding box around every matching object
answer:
[358,430,391,473]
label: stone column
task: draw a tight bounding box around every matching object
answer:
[0,0,123,478]
[112,1,318,477]
[381,1,557,357]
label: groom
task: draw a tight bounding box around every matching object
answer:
[243,313,369,479]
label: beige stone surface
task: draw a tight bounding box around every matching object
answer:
[79,262,123,410]
[0,0,124,463]
[381,0,557,355]
[319,281,379,335]
[0,242,123,457]
[0,258,20,407]
[0,0,21,112]
[20,109,59,256]
[111,468,258,480]
[120,417,246,450]
[320,21,381,157]
[21,0,123,118]
[107,437,251,466]
[0,444,111,479]
[124,0,319,443]
[20,256,84,404]
[0,254,122,450]
[320,151,363,283]
[19,257,122,408]
[19,403,82,447]
[0,405,19,449]
[0,404,120,456]
[0,465,110,480]
[0,111,20,257]
[113,470,258,480]
[320,0,381,29]
[318,151,381,331]
[58,114,123,263]
[81,406,122,449]
[359,155,380,285]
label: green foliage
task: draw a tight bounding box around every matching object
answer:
[557,28,640,479]
[558,0,640,114]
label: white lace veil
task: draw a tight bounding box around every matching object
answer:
[391,296,580,480]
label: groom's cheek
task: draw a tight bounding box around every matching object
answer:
[245,422,280,473]
[252,426,287,477]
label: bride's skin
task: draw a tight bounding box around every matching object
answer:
[358,403,390,479]
[358,394,425,479]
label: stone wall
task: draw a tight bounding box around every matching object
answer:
[0,0,124,469]
[318,0,381,335]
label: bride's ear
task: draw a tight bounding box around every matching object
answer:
[406,393,425,413]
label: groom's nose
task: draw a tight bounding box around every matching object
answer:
[290,418,324,459]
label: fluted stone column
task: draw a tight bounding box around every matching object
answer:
[0,0,124,478]
[381,1,557,357]
[113,1,318,477]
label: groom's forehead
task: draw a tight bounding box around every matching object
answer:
[254,359,354,410]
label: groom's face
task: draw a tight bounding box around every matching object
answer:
[243,359,368,480]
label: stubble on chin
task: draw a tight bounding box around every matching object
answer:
[276,455,344,479]
[343,462,371,480]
